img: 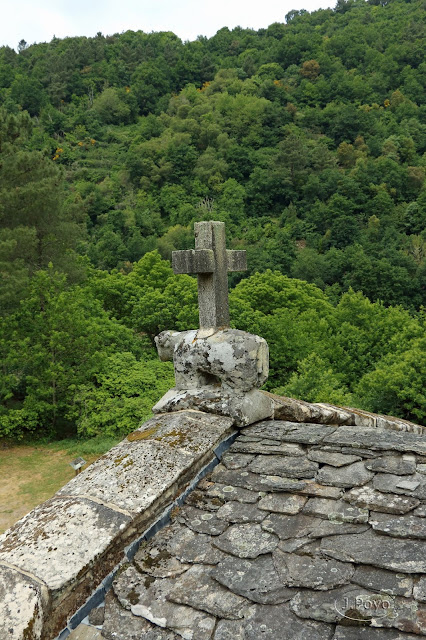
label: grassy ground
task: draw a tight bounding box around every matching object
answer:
[0,436,121,534]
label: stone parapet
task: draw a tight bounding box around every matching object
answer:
[0,411,235,640]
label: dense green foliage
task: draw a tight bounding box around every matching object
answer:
[1,0,425,439]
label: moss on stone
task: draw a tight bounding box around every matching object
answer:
[127,426,159,442]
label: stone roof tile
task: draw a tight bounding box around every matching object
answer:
[99,419,426,639]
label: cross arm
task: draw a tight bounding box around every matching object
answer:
[227,250,247,272]
[172,249,215,274]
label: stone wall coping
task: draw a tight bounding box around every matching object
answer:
[0,411,235,640]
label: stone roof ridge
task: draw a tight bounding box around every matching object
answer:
[268,392,425,434]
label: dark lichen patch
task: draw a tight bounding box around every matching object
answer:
[142,548,173,570]
[114,455,129,466]
[143,574,156,589]
[340,611,371,626]
[126,588,140,605]
[33,527,50,543]
[127,426,159,442]
[185,490,204,506]
[22,601,39,640]
[185,489,224,512]
[170,506,181,519]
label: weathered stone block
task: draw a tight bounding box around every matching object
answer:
[294,481,343,499]
[321,529,426,573]
[206,483,261,504]
[265,393,353,425]
[211,554,294,604]
[365,455,416,475]
[258,493,307,515]
[307,450,361,467]
[214,523,278,558]
[322,427,426,455]
[302,498,369,523]
[231,439,305,456]
[343,486,420,514]
[351,565,413,598]
[153,387,274,427]
[155,328,268,392]
[210,467,307,493]
[244,602,333,640]
[414,504,426,517]
[113,564,216,638]
[134,544,191,579]
[289,585,390,625]
[316,461,374,488]
[0,497,131,593]
[102,590,179,640]
[221,452,255,469]
[0,496,130,637]
[88,605,105,626]
[0,565,49,640]
[414,576,426,602]
[292,585,426,635]
[67,625,103,640]
[374,472,426,499]
[216,501,264,524]
[242,420,337,444]
[369,513,426,539]
[308,521,370,538]
[166,564,250,619]
[247,454,318,479]
[262,513,322,540]
[214,620,245,640]
[0,411,234,639]
[178,505,228,535]
[57,412,234,513]
[167,526,225,565]
[273,549,354,590]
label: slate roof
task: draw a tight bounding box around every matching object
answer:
[95,418,426,640]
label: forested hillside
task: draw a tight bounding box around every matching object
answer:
[1,0,425,439]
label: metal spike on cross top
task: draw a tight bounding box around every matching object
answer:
[172,221,247,329]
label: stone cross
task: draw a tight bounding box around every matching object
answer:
[172,221,247,329]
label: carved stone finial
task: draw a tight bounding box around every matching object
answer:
[154,221,273,426]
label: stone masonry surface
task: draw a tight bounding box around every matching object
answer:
[2,398,426,640]
[98,417,426,640]
[0,411,234,640]
[153,328,274,426]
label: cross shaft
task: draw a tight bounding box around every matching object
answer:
[172,221,247,329]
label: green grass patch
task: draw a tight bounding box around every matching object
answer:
[0,434,122,534]
[43,434,122,456]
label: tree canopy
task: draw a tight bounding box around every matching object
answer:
[1,0,425,439]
